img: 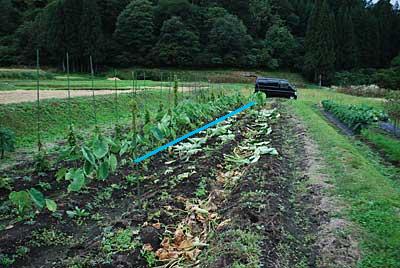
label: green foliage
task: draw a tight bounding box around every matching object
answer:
[173,75,178,107]
[208,14,253,66]
[385,91,400,131]
[335,6,357,70]
[361,129,400,162]
[334,67,400,91]
[102,228,140,256]
[155,16,200,66]
[0,127,15,159]
[0,69,54,80]
[303,0,336,85]
[322,100,388,133]
[131,100,138,134]
[195,178,208,199]
[114,0,154,65]
[201,229,262,268]
[0,0,20,36]
[265,24,298,69]
[141,250,157,267]
[0,177,13,191]
[33,151,50,173]
[9,188,57,218]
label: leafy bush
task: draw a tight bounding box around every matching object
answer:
[0,127,15,159]
[322,100,388,133]
[334,68,400,91]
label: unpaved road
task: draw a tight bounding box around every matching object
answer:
[0,90,130,104]
[0,86,207,104]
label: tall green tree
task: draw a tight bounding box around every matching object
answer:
[373,0,398,67]
[79,0,104,67]
[207,14,253,66]
[303,0,336,84]
[265,23,298,69]
[114,0,154,65]
[63,0,83,70]
[248,0,274,38]
[155,16,200,66]
[335,6,357,70]
[0,0,20,36]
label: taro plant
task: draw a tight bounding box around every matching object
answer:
[9,188,57,219]
[65,134,119,192]
[0,127,15,159]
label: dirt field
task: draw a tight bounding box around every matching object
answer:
[0,87,208,104]
[0,90,130,104]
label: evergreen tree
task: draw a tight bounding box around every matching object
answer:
[372,0,398,66]
[44,0,67,66]
[79,0,104,68]
[303,0,336,84]
[63,0,83,70]
[0,0,20,36]
[353,8,380,68]
[155,16,200,66]
[114,0,154,65]
[335,6,357,70]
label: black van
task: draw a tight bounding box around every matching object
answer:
[255,77,297,99]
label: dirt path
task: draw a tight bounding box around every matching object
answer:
[0,90,128,104]
[0,87,208,105]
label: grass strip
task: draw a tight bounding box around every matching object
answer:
[362,128,400,162]
[291,102,400,268]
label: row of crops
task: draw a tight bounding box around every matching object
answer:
[321,100,388,133]
[3,92,259,223]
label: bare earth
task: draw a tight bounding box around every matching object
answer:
[0,86,207,104]
[0,90,130,104]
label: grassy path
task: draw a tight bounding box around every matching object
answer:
[290,97,400,267]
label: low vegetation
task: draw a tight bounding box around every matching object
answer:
[321,100,388,133]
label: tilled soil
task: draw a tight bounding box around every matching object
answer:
[0,102,358,267]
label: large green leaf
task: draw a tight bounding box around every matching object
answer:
[67,169,86,192]
[9,191,32,213]
[29,188,45,209]
[83,161,94,176]
[81,146,96,165]
[119,141,129,156]
[109,154,118,173]
[98,161,109,180]
[45,199,57,212]
[93,137,109,159]
[151,127,164,141]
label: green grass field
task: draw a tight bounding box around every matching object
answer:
[0,68,305,91]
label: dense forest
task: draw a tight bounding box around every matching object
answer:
[0,0,400,84]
